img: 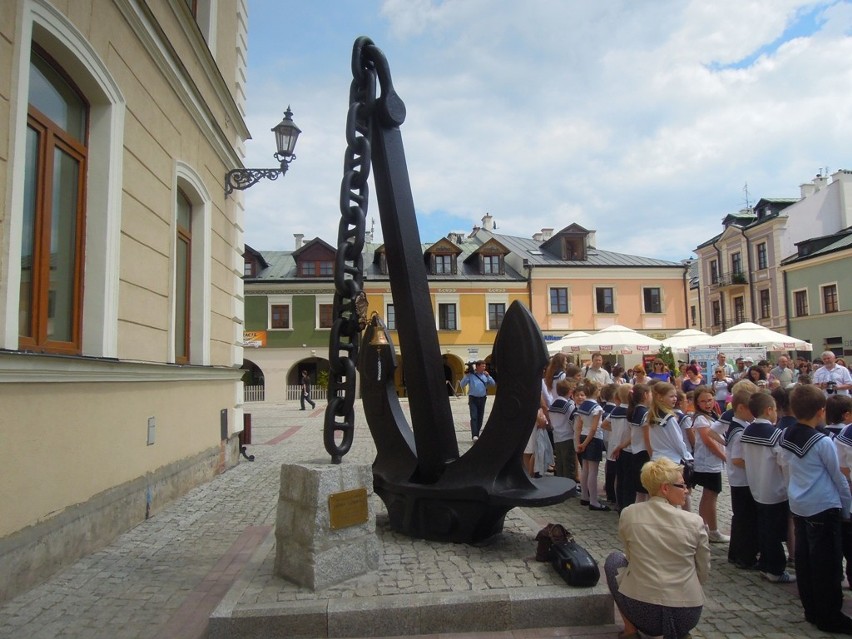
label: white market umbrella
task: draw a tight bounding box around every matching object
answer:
[661,329,711,353]
[562,324,663,355]
[547,331,591,355]
[697,322,812,352]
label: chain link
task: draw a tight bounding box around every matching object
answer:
[323,37,380,463]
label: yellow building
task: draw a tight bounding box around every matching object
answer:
[0,0,249,599]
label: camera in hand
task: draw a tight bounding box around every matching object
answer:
[827,381,838,395]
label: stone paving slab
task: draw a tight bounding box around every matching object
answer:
[1,397,852,639]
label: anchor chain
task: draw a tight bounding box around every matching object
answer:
[323,37,384,463]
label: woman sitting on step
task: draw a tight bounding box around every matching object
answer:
[604,457,710,639]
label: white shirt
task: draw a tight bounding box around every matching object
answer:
[606,404,630,461]
[741,419,788,504]
[813,364,852,396]
[692,414,725,473]
[648,413,692,463]
[725,417,750,487]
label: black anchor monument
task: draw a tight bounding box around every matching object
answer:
[324,38,575,544]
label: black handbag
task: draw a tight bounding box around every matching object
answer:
[534,523,600,587]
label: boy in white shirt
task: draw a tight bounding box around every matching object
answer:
[741,392,794,583]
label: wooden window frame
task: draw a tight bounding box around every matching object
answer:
[731,252,742,275]
[642,287,662,314]
[481,254,503,275]
[595,287,614,314]
[174,189,192,364]
[19,53,89,355]
[270,304,290,329]
[433,253,454,275]
[712,300,721,326]
[438,303,458,330]
[759,288,771,319]
[550,287,569,314]
[756,242,768,270]
[318,303,334,329]
[488,302,505,330]
[794,290,809,318]
[822,284,839,314]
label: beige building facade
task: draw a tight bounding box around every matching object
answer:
[0,0,249,600]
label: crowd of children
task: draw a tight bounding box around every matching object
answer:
[527,350,852,636]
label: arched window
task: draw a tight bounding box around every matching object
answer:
[175,189,193,363]
[174,163,211,366]
[19,48,88,354]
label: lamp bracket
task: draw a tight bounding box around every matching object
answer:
[225,166,286,195]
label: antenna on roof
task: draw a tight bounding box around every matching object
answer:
[743,182,752,212]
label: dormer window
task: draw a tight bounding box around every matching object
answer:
[481,254,503,275]
[433,254,455,274]
[562,237,585,261]
[293,238,336,278]
[242,245,267,279]
[299,260,333,277]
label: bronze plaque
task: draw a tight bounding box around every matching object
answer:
[328,487,369,530]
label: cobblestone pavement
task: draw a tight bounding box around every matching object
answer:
[1,398,851,639]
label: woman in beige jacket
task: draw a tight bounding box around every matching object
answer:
[605,457,710,639]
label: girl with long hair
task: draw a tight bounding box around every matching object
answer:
[545,353,569,400]
[690,385,729,543]
[574,380,609,511]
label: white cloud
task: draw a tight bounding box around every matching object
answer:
[243,0,852,259]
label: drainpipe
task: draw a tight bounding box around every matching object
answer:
[738,227,755,323]
[711,238,725,330]
[682,262,690,327]
[782,269,791,336]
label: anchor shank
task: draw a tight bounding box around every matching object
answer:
[370,120,460,482]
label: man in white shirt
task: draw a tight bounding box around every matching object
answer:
[813,351,852,396]
[583,352,612,385]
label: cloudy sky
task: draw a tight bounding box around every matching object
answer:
[241,0,852,261]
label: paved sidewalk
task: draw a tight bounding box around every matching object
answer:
[0,398,849,638]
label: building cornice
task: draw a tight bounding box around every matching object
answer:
[0,351,241,383]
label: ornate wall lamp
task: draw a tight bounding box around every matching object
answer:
[225,106,301,195]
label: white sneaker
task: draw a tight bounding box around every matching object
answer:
[762,571,796,583]
[708,530,730,543]
[472,435,478,442]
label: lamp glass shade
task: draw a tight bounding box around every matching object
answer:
[272,106,301,157]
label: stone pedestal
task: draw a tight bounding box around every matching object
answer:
[274,462,379,591]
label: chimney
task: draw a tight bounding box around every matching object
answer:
[294,233,304,249]
[532,232,543,242]
[813,174,828,191]
[586,231,597,248]
[799,182,815,199]
[541,228,554,240]
[481,213,494,231]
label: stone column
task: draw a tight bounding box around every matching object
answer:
[274,462,379,590]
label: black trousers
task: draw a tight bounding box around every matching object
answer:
[843,520,852,587]
[794,509,852,632]
[615,451,634,511]
[756,500,788,576]
[604,459,617,504]
[728,485,759,567]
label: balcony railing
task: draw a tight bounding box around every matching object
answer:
[711,271,748,288]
